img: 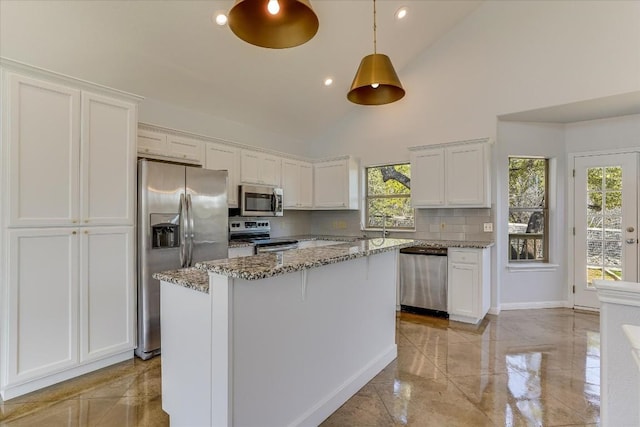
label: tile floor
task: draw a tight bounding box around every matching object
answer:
[1,308,600,426]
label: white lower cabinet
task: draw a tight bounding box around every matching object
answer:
[6,228,80,386]
[2,227,135,399]
[447,248,490,324]
[80,227,135,362]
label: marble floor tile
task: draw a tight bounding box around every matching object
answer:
[1,308,600,427]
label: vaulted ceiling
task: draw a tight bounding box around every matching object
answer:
[0,0,483,141]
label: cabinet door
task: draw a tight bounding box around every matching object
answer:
[260,154,281,186]
[80,227,135,362]
[446,143,487,206]
[314,160,347,208]
[167,135,204,164]
[282,159,300,208]
[6,229,79,385]
[448,259,479,319]
[410,148,445,207]
[7,73,81,227]
[205,142,239,207]
[81,92,136,226]
[298,162,313,208]
[240,150,261,184]
[137,129,167,156]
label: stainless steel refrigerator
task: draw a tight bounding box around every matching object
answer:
[136,159,228,360]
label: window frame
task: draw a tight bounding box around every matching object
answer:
[508,156,550,263]
[364,162,415,232]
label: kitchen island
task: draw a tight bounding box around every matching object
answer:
[155,238,415,427]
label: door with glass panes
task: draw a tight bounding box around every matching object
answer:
[574,153,639,309]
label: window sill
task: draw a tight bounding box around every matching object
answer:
[506,263,559,273]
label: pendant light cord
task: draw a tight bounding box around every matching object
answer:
[373,0,377,54]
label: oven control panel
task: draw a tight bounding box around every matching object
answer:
[229,220,270,233]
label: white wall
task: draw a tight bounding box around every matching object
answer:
[565,114,640,154]
[139,97,309,157]
[496,122,568,308]
[308,0,640,164]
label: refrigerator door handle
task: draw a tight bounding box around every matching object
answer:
[186,194,195,266]
[179,193,188,268]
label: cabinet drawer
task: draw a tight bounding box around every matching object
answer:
[448,249,479,264]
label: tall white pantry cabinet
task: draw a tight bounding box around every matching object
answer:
[0,60,141,400]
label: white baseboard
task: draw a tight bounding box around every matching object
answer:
[500,300,570,311]
[291,344,398,427]
[1,351,133,401]
[488,306,501,315]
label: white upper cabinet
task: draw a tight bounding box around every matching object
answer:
[167,135,204,164]
[81,92,136,226]
[446,143,489,206]
[5,73,137,227]
[410,148,445,207]
[6,73,81,227]
[240,149,281,187]
[282,159,313,209]
[137,129,166,157]
[313,157,359,210]
[410,138,491,208]
[205,142,239,207]
[137,129,204,165]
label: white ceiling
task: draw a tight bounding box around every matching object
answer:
[0,0,483,141]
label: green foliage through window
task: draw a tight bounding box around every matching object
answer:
[508,157,549,262]
[366,164,414,229]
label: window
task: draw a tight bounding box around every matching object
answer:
[365,163,414,230]
[508,157,549,262]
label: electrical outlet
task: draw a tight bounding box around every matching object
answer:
[483,222,493,232]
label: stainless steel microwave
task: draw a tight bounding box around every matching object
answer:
[239,184,283,217]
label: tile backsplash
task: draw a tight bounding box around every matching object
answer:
[241,208,495,242]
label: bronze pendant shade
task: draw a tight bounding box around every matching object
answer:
[347,53,405,105]
[228,0,319,49]
[347,0,405,105]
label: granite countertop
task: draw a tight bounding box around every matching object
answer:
[413,239,494,249]
[154,267,210,293]
[156,237,495,292]
[196,238,416,281]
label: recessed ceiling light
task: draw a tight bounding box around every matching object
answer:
[395,7,408,20]
[214,13,228,26]
[324,78,333,87]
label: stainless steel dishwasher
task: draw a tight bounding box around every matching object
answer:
[399,246,448,318]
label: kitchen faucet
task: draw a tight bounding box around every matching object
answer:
[372,214,389,239]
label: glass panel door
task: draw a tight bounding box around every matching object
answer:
[574,153,638,309]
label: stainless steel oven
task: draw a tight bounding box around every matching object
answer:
[239,184,283,217]
[229,219,298,254]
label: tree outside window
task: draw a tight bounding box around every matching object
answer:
[366,164,414,230]
[508,157,549,262]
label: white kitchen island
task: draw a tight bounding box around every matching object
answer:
[155,238,414,427]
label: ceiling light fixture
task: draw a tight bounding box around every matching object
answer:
[395,7,408,20]
[215,13,228,26]
[324,77,333,86]
[228,0,319,49]
[347,0,405,105]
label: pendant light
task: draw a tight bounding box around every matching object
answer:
[347,0,405,105]
[228,0,319,49]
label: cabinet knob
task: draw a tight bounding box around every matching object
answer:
[72,220,78,224]
[183,154,187,158]
[85,220,89,223]
[84,230,89,234]
[145,148,149,152]
[72,231,77,235]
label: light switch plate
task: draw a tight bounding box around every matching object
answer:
[483,222,493,232]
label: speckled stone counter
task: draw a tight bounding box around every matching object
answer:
[413,239,494,249]
[285,235,363,242]
[196,238,415,281]
[154,268,209,293]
